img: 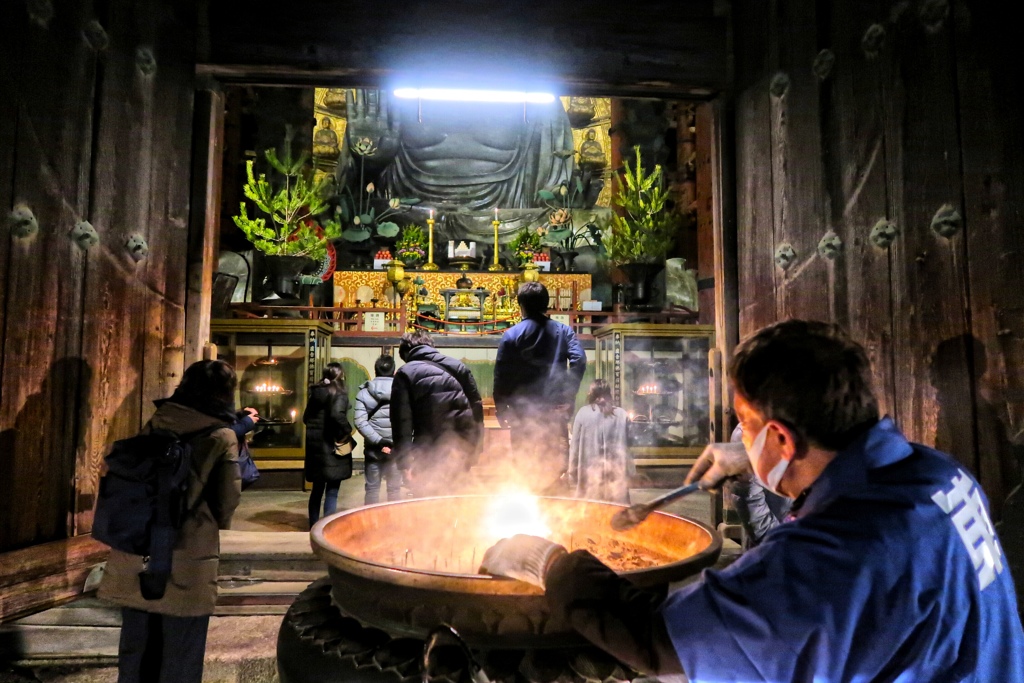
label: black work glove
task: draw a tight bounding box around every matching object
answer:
[479,535,567,589]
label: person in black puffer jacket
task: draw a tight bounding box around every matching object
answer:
[391,331,483,497]
[303,363,354,526]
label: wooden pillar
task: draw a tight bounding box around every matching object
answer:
[185,89,226,365]
[695,104,715,326]
[697,99,739,435]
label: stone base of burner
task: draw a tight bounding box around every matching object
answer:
[278,578,644,683]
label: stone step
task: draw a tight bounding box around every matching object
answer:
[217,530,326,582]
[0,615,281,682]
[0,531,321,668]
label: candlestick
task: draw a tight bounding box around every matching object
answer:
[423,211,439,271]
[488,209,504,272]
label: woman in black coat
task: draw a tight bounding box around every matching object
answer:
[303,362,354,526]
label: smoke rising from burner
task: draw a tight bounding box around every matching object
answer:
[397,406,633,507]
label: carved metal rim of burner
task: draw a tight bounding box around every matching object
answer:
[310,495,722,647]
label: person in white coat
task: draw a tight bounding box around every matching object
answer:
[567,379,634,503]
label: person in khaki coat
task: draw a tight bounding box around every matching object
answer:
[98,359,242,683]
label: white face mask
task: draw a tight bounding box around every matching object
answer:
[745,424,792,498]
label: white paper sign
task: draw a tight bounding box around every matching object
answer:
[550,313,571,326]
[363,312,386,332]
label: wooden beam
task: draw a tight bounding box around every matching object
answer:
[0,5,16,398]
[699,99,739,433]
[695,104,716,327]
[75,0,198,534]
[1,0,96,552]
[734,0,777,338]
[824,0,897,422]
[197,1,727,95]
[881,3,975,469]
[185,89,226,366]
[769,0,832,324]
[953,0,1024,520]
[0,536,107,624]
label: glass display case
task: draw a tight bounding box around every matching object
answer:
[211,319,334,468]
[594,324,717,464]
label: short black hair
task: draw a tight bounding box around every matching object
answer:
[178,359,237,404]
[399,330,434,361]
[375,354,396,377]
[517,282,549,317]
[729,320,879,451]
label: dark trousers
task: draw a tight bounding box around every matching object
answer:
[308,478,342,526]
[364,457,402,505]
[508,405,571,492]
[117,607,209,683]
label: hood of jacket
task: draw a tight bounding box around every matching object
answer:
[403,344,455,368]
[361,376,394,402]
[147,400,232,435]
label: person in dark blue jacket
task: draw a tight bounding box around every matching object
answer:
[229,406,260,490]
[493,282,586,491]
[482,320,1024,681]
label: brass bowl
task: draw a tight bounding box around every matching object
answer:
[311,495,721,647]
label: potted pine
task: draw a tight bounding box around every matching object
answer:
[233,138,341,300]
[602,146,679,307]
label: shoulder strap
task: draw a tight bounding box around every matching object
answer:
[366,399,387,422]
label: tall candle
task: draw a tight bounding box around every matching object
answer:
[424,209,439,270]
[489,208,503,271]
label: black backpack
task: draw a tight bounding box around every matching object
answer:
[93,426,219,600]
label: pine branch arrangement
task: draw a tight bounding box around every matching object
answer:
[233,139,341,260]
[603,146,678,265]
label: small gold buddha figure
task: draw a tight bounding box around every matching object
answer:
[566,96,596,128]
[313,117,340,161]
[578,129,606,171]
[453,291,476,308]
[322,88,348,115]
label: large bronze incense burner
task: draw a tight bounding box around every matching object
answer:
[311,495,721,648]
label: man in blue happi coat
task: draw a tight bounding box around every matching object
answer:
[482,319,1024,681]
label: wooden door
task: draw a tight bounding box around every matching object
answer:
[0,0,203,622]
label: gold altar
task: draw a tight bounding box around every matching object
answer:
[333,270,592,319]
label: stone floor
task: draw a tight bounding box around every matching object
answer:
[231,473,398,532]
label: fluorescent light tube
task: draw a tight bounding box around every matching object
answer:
[393,88,555,103]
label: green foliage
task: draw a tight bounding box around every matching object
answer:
[508,227,543,267]
[602,146,678,265]
[232,143,340,259]
[376,221,400,238]
[395,224,427,264]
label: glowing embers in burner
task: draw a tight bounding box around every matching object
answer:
[483,491,552,541]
